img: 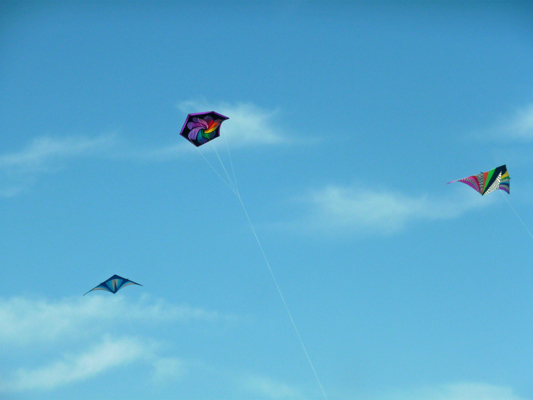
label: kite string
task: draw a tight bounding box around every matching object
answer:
[197,139,329,400]
[195,146,238,196]
[223,132,239,196]
[501,191,533,241]
[209,140,237,194]
[234,190,329,400]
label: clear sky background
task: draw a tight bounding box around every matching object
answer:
[1,1,533,399]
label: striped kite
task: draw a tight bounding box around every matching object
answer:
[447,165,510,195]
[84,274,142,295]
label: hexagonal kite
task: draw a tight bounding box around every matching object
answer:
[447,164,510,195]
[179,111,229,147]
[83,274,142,295]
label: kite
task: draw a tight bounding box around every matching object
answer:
[179,111,229,147]
[447,164,510,195]
[83,274,142,295]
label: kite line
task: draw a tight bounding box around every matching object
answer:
[195,146,238,196]
[199,138,329,400]
[181,111,328,400]
[501,191,533,242]
[232,176,329,400]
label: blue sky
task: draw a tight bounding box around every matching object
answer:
[1,1,533,399]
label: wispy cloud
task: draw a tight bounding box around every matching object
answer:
[0,295,223,346]
[0,100,286,195]
[177,99,287,148]
[0,294,228,393]
[0,185,25,197]
[497,104,533,141]
[292,184,495,235]
[470,103,533,142]
[152,357,187,383]
[0,134,118,197]
[357,382,529,400]
[0,335,150,392]
[0,134,117,172]
[239,374,304,399]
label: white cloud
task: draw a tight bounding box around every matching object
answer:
[127,295,223,323]
[0,100,286,195]
[0,335,149,392]
[0,185,25,197]
[132,141,194,161]
[0,134,118,197]
[239,374,304,399]
[297,184,495,235]
[152,357,187,383]
[0,134,117,172]
[470,104,533,142]
[357,382,529,400]
[432,383,527,400]
[177,99,286,148]
[0,295,225,393]
[498,104,533,141]
[0,295,223,346]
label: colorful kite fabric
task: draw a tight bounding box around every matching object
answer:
[447,165,510,195]
[180,111,229,147]
[83,274,142,295]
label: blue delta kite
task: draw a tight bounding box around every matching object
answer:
[84,274,142,295]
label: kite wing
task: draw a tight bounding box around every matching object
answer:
[447,165,510,195]
[84,274,142,295]
[179,111,229,147]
